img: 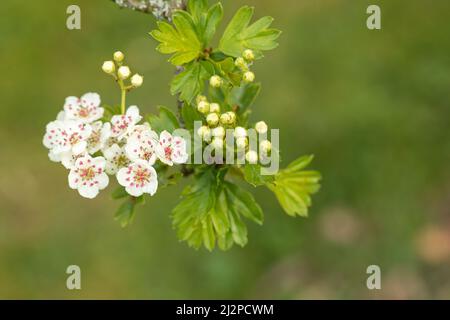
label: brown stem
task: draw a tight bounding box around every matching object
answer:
[110,0,187,20]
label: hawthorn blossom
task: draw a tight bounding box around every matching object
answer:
[103,144,130,175]
[156,130,188,166]
[43,120,92,156]
[125,126,159,165]
[86,121,111,154]
[110,105,142,140]
[64,93,104,123]
[117,160,158,197]
[68,155,109,199]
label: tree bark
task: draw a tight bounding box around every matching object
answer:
[110,0,186,20]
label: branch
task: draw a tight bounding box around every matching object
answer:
[110,0,186,20]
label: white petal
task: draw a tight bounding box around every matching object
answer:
[48,150,62,163]
[116,167,131,187]
[92,156,106,170]
[56,111,66,121]
[78,185,99,199]
[80,92,101,108]
[68,171,79,189]
[126,105,142,123]
[104,144,121,160]
[72,141,87,155]
[125,185,144,197]
[96,173,109,190]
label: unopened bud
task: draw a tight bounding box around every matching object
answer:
[235,57,247,70]
[243,49,255,62]
[255,121,268,134]
[243,71,255,83]
[234,126,247,138]
[197,126,211,142]
[209,103,220,113]
[236,137,248,149]
[102,61,115,74]
[131,74,144,87]
[197,101,210,114]
[118,66,131,80]
[245,150,258,164]
[206,113,219,127]
[212,126,225,138]
[260,140,272,153]
[113,51,125,62]
[211,137,224,149]
[196,95,207,105]
[209,75,223,88]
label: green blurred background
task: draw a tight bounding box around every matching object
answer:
[1,0,450,299]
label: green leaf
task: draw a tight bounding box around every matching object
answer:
[111,186,128,200]
[172,168,264,251]
[229,83,261,112]
[150,11,202,66]
[147,106,180,134]
[181,103,203,130]
[171,61,214,103]
[188,1,223,46]
[267,155,321,217]
[224,181,264,225]
[243,164,274,187]
[219,6,281,58]
[114,196,144,228]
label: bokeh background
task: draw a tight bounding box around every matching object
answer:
[1,0,449,299]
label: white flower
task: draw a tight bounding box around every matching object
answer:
[110,105,142,140]
[104,144,130,175]
[68,155,109,199]
[86,121,111,154]
[131,74,144,87]
[125,126,159,165]
[61,151,88,170]
[102,61,115,74]
[43,120,92,156]
[255,121,268,134]
[117,160,158,197]
[118,66,131,80]
[64,93,104,123]
[156,131,188,166]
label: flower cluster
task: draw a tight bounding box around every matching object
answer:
[43,98,187,199]
[43,52,188,199]
[195,94,272,164]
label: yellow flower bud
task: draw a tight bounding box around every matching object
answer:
[245,150,258,164]
[118,66,131,80]
[197,126,211,142]
[235,57,247,70]
[197,101,210,114]
[212,126,225,138]
[260,140,272,153]
[196,95,207,105]
[209,75,223,88]
[243,49,255,62]
[209,103,220,113]
[113,51,124,62]
[206,113,219,127]
[131,74,144,87]
[234,126,247,138]
[255,121,268,134]
[102,61,115,74]
[236,137,248,149]
[243,71,255,83]
[211,137,224,149]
